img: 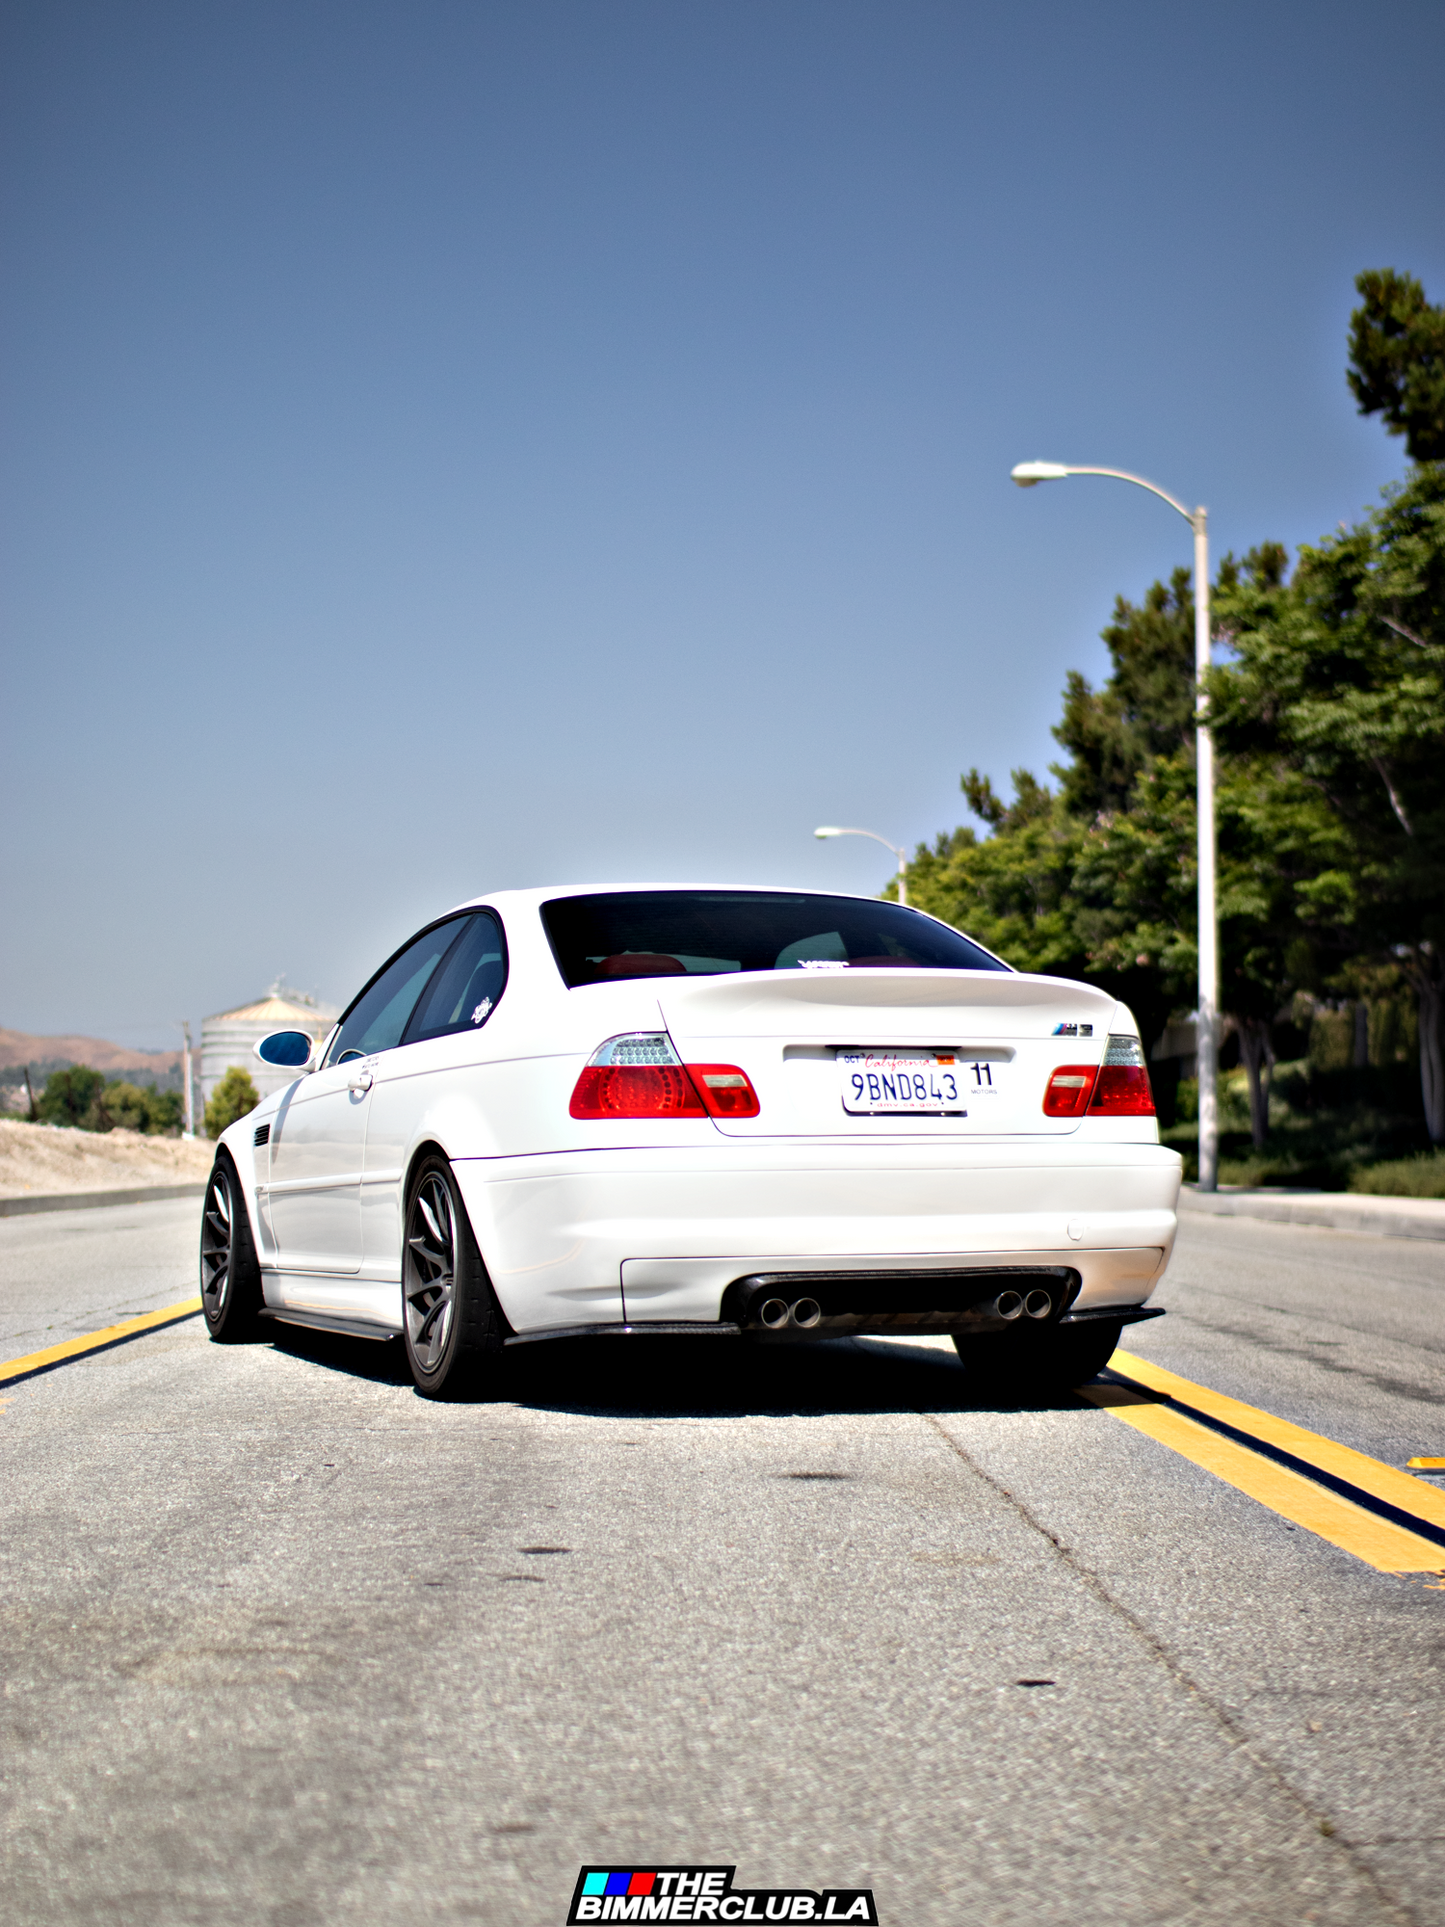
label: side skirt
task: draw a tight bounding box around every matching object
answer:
[259,1307,397,1343]
[505,1321,743,1346]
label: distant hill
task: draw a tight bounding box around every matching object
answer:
[0,1026,181,1077]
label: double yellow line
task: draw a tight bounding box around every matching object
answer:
[0,1298,203,1387]
[6,1312,1444,1578]
[1089,1350,1445,1577]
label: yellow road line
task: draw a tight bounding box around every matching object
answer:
[1110,1348,1445,1534]
[0,1298,203,1385]
[1084,1384,1445,1574]
[1082,1363,1445,1576]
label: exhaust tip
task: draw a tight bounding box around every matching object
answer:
[994,1290,1024,1321]
[759,1297,790,1330]
[1024,1289,1054,1320]
[791,1297,822,1329]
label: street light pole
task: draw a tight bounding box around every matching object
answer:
[1010,461,1219,1191]
[1191,504,1218,1193]
[178,1020,195,1139]
[814,826,909,906]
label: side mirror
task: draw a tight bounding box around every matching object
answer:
[255,1030,315,1071]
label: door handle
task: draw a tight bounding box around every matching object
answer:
[347,1068,373,1093]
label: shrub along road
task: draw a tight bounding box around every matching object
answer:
[2,1200,1443,1926]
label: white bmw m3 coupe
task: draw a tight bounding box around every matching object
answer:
[201,886,1182,1397]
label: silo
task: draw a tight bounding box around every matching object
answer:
[200,985,340,1108]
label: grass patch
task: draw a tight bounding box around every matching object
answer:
[1161,1059,1434,1192]
[1347,1153,1445,1199]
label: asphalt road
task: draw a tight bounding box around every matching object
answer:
[2,1199,1443,1927]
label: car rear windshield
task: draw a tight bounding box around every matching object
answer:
[541,891,1010,987]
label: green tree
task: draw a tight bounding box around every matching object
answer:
[36,1065,106,1129]
[907,553,1318,1148]
[908,279,1445,1151]
[1052,567,1198,820]
[905,760,1183,1078]
[98,1081,184,1135]
[1068,738,1340,1148]
[1347,270,1445,462]
[905,771,1089,978]
[205,1066,260,1139]
[142,1088,184,1134]
[1211,466,1445,1139]
[97,1081,151,1132]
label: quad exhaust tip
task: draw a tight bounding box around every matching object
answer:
[758,1284,1056,1330]
[993,1288,1056,1322]
[758,1296,823,1330]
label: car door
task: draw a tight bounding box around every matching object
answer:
[266,919,465,1274]
[361,911,508,1279]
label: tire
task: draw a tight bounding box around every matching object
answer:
[401,1155,505,1399]
[1039,1320,1124,1388]
[952,1319,1123,1395]
[200,1152,266,1341]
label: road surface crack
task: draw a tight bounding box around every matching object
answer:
[919,1409,1421,1926]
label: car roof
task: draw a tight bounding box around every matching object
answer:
[443,882,934,917]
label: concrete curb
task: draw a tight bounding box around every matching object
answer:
[1180,1183,1445,1243]
[0,1181,208,1219]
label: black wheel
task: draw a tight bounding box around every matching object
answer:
[200,1152,265,1341]
[952,1320,1122,1395]
[951,1330,1029,1397]
[401,1155,505,1398]
[1038,1320,1124,1388]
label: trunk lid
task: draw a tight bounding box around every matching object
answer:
[656,968,1118,1137]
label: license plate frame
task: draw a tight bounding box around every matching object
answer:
[838,1050,1000,1116]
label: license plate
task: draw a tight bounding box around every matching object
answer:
[838,1051,1001,1114]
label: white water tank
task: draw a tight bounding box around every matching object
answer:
[200,986,340,1107]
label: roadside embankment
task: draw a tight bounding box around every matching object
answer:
[0,1118,213,1210]
[1180,1182,1445,1243]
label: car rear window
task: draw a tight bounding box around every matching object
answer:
[541,891,1010,987]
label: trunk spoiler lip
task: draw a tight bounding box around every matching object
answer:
[653,967,1118,1018]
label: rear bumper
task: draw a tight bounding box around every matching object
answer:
[500,1303,1167,1347]
[449,1140,1182,1335]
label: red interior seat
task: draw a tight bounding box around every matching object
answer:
[597,953,689,978]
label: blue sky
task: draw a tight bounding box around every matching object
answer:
[3,0,1443,1047]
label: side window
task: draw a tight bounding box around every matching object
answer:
[325,919,467,1067]
[404,912,508,1044]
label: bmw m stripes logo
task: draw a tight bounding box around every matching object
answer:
[568,1867,877,1923]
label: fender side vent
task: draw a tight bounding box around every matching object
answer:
[253,1124,270,1147]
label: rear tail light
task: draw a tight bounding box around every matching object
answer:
[1042,1035,1156,1117]
[1042,1065,1098,1117]
[570,1033,704,1118]
[1090,1034,1156,1115]
[688,1065,761,1118]
[569,1034,759,1120]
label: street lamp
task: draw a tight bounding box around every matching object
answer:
[815,826,909,906]
[1010,459,1219,1192]
[177,1019,196,1139]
